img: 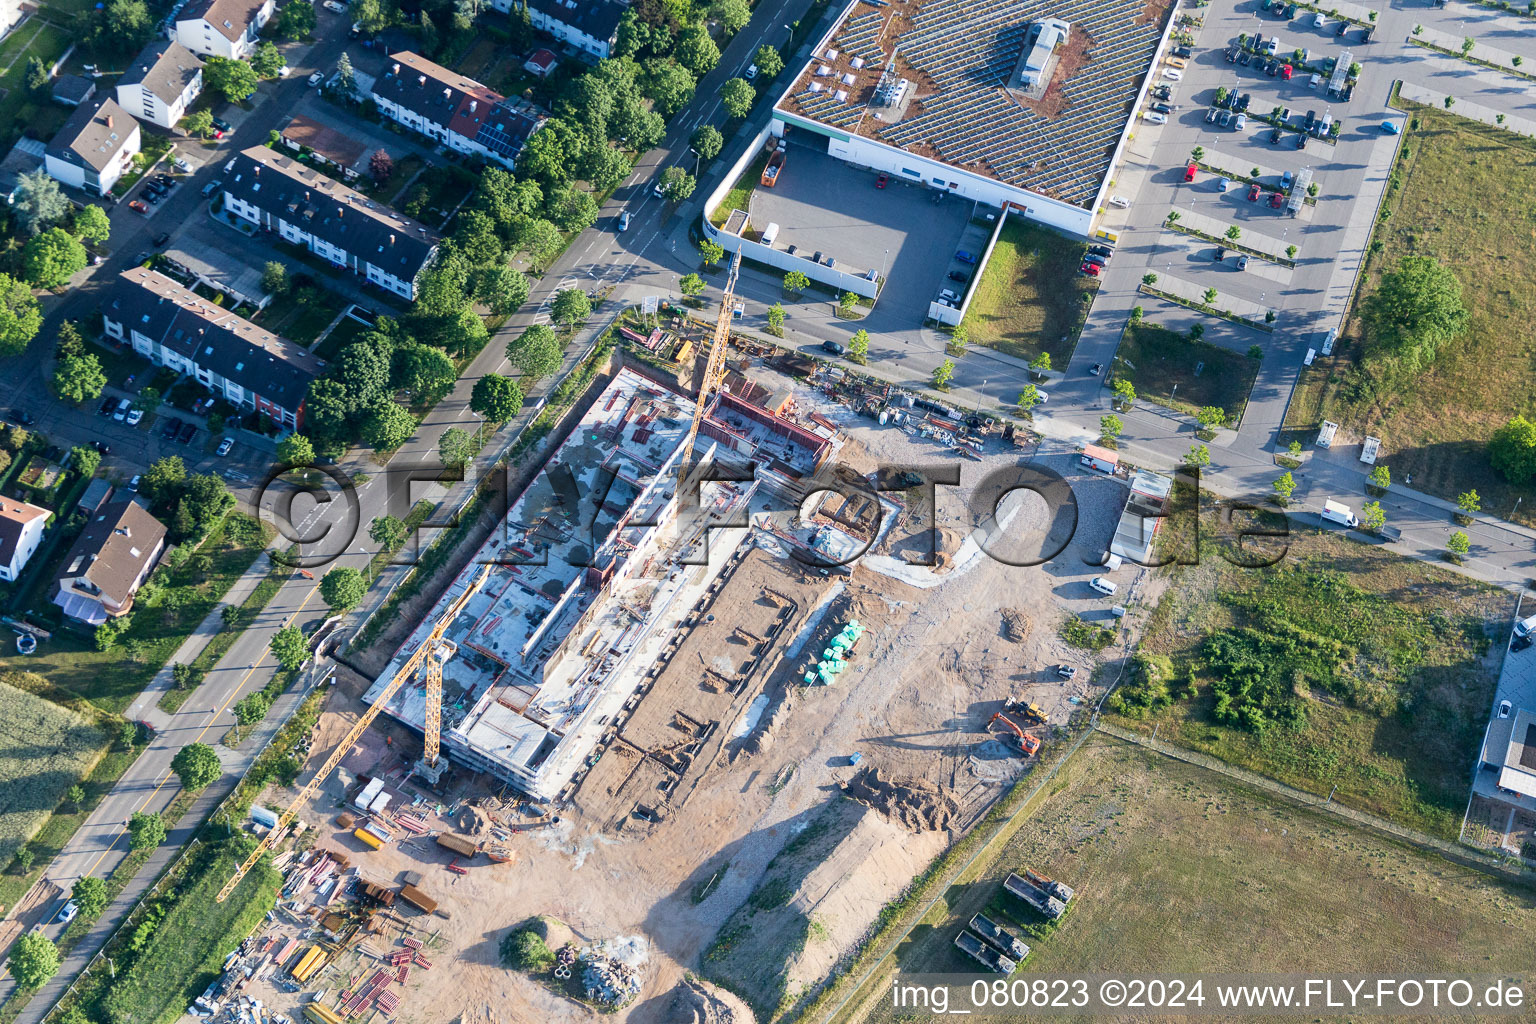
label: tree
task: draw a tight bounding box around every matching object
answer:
[73,205,111,246]
[369,148,394,185]
[1195,406,1225,431]
[1360,500,1386,532]
[690,125,723,162]
[269,624,309,670]
[1202,286,1218,306]
[1100,414,1122,442]
[1286,244,1298,259]
[1368,463,1391,491]
[127,811,166,851]
[393,343,456,402]
[1029,351,1052,376]
[1112,378,1136,409]
[1457,489,1481,516]
[1017,384,1041,412]
[262,261,290,295]
[57,320,84,359]
[171,743,221,791]
[932,358,956,390]
[1185,443,1211,468]
[1447,530,1470,561]
[471,373,524,422]
[698,239,724,267]
[711,0,751,33]
[7,934,59,990]
[1361,255,1469,373]
[507,324,562,380]
[658,165,696,203]
[840,291,861,317]
[336,51,355,91]
[783,270,809,295]
[93,0,153,51]
[766,303,785,333]
[320,567,367,611]
[514,218,564,273]
[720,78,755,119]
[14,846,33,872]
[544,185,599,232]
[276,433,315,466]
[362,401,416,450]
[848,329,869,364]
[204,56,260,102]
[674,24,720,76]
[66,784,86,811]
[172,662,202,690]
[580,143,632,191]
[353,0,388,35]
[639,58,696,118]
[70,445,101,479]
[71,876,107,918]
[184,108,215,138]
[13,170,68,235]
[23,228,87,288]
[476,266,530,316]
[1142,272,1158,286]
[1224,224,1241,242]
[1488,416,1536,483]
[755,45,785,79]
[550,288,591,327]
[25,56,49,97]
[251,41,286,78]
[53,352,107,404]
[274,0,316,39]
[1273,471,1296,504]
[140,455,186,505]
[439,427,477,469]
[1461,35,1474,56]
[679,272,705,298]
[369,515,408,552]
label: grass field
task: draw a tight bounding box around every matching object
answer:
[852,736,1536,1024]
[0,674,109,869]
[1286,103,1536,522]
[1113,321,1260,423]
[960,218,1098,365]
[1117,511,1510,839]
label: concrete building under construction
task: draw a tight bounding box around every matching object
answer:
[363,367,834,800]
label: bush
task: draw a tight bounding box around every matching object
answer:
[500,927,555,972]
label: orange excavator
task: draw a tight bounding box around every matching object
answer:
[987,712,1041,757]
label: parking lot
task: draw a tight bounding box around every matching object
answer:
[747,142,973,328]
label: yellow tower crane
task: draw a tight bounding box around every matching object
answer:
[677,250,742,472]
[216,563,492,903]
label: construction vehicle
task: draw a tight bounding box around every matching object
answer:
[987,712,1041,757]
[215,564,493,903]
[1004,871,1066,919]
[970,913,1031,963]
[1003,695,1047,725]
[1024,868,1074,904]
[677,251,742,476]
[954,930,1015,973]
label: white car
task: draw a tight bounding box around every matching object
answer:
[217,437,234,456]
[56,900,78,925]
[1162,68,1183,80]
[113,398,130,421]
[1313,11,1325,26]
[277,65,290,77]
[1089,577,1118,596]
[322,0,346,12]
[1107,195,1131,209]
[1143,111,1167,124]
[126,408,143,426]
[308,71,324,87]
[1032,389,1049,404]
[1499,700,1513,719]
[744,63,758,81]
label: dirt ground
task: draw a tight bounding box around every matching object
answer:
[238,360,1138,1024]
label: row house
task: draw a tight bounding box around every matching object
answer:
[370,51,546,168]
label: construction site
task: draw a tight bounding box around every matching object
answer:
[207,264,1145,1023]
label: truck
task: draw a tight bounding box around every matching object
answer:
[970,913,1031,962]
[1360,436,1381,464]
[954,930,1016,973]
[1004,872,1066,919]
[1024,868,1074,904]
[1321,498,1358,527]
[761,148,786,187]
[1316,420,1337,448]
[436,832,478,858]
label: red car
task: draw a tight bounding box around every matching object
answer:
[1247,183,1261,201]
[875,173,888,188]
[1184,163,1197,182]
[1280,64,1293,80]
[1080,262,1101,277]
[129,200,148,214]
[1270,191,1285,208]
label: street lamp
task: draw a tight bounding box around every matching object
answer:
[879,247,889,281]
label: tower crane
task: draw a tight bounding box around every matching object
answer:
[677,250,742,473]
[216,563,492,902]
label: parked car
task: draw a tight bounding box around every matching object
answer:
[1163,67,1183,80]
[1172,45,1192,59]
[1089,245,1113,259]
[322,0,346,11]
[954,250,977,265]
[1089,363,1104,376]
[211,116,232,134]
[948,270,970,282]
[1234,113,1247,130]
[1166,56,1188,69]
[143,190,160,204]
[1247,182,1261,201]
[308,71,324,87]
[1143,111,1167,125]
[1513,634,1533,652]
[1079,262,1100,277]
[161,417,182,440]
[875,173,888,188]
[177,422,196,444]
[152,232,170,247]
[1217,176,1230,191]
[1335,19,1348,35]
[1270,191,1286,208]
[1237,256,1250,270]
[1107,195,1131,208]
[1313,11,1325,26]
[821,340,845,355]
[1151,101,1171,114]
[1265,37,1281,55]
[744,62,758,81]
[216,437,233,456]
[129,200,148,214]
[1281,169,1294,190]
[1083,253,1107,267]
[1281,63,1294,80]
[1381,120,1400,134]
[1239,50,1254,65]
[1296,133,1307,150]
[1265,59,1279,76]
[99,397,117,417]
[201,179,222,197]
[6,409,33,425]
[1224,47,1239,63]
[173,157,192,173]
[113,399,131,421]
[1205,107,1219,123]
[1218,109,1231,126]
[1184,163,1197,182]
[1214,247,1226,261]
[1499,700,1513,718]
[1269,126,1283,144]
[126,408,143,426]
[91,440,110,455]
[128,474,141,491]
[1089,577,1118,596]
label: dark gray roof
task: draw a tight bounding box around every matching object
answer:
[223,146,439,285]
[527,0,627,43]
[51,74,96,106]
[104,268,322,415]
[46,97,137,172]
[55,498,166,608]
[118,40,203,104]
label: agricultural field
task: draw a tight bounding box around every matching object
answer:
[960,218,1098,365]
[0,673,111,868]
[1287,102,1536,522]
[1113,321,1260,424]
[851,736,1536,1024]
[1116,512,1511,839]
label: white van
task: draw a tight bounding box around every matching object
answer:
[1088,577,1118,596]
[1321,499,1357,527]
[1515,614,1536,638]
[1101,552,1124,571]
[760,221,780,246]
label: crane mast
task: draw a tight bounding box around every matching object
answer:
[677,250,742,474]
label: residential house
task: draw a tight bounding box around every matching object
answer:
[0,497,49,583]
[370,52,547,168]
[52,499,167,625]
[101,267,322,429]
[175,0,275,59]
[44,97,140,196]
[523,48,558,79]
[116,40,204,130]
[220,145,440,300]
[520,0,628,59]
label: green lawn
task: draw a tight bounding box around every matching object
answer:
[1287,102,1536,522]
[0,19,71,150]
[1115,509,1511,840]
[255,288,346,346]
[311,313,371,361]
[1114,320,1260,423]
[854,736,1536,1024]
[960,217,1098,365]
[710,150,769,227]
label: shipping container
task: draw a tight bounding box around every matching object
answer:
[436,833,478,858]
[399,884,439,914]
[353,827,383,850]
